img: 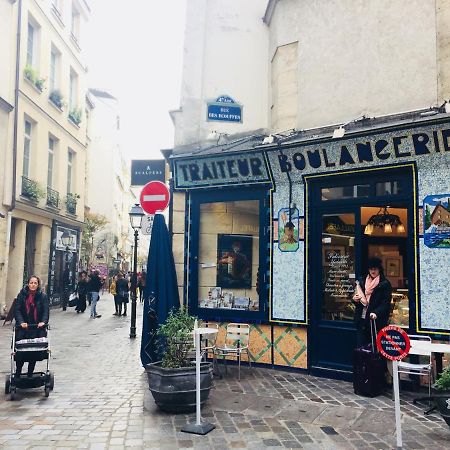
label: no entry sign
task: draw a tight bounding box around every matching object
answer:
[376,325,411,361]
[139,181,170,215]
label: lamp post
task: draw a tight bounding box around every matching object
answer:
[128,204,145,339]
[60,230,74,311]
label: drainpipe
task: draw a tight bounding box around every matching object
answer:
[2,0,22,315]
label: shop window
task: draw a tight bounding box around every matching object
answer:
[321,184,370,201]
[197,200,260,312]
[375,180,402,196]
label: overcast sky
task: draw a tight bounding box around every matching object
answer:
[85,1,187,161]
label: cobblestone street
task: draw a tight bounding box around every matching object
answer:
[0,294,449,449]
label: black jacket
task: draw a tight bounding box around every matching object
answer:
[76,279,89,295]
[354,275,392,331]
[116,278,129,297]
[14,287,49,325]
[88,274,103,292]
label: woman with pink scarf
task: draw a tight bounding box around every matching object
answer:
[353,257,392,347]
[14,276,49,378]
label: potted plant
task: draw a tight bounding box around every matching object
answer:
[68,107,82,125]
[145,309,214,413]
[23,65,45,92]
[49,90,66,109]
[21,177,46,202]
[434,366,450,426]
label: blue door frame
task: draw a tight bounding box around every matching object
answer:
[187,186,270,323]
[306,165,417,379]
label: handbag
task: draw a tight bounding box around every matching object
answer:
[68,292,78,307]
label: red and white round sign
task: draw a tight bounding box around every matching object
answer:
[139,181,170,215]
[376,325,411,361]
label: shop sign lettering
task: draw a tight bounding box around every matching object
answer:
[277,125,450,174]
[174,151,270,189]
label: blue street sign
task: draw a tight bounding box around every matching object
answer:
[207,95,242,123]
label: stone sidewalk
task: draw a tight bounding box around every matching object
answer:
[0,293,448,449]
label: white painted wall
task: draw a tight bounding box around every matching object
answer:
[268,0,439,130]
[87,91,128,245]
[174,0,269,147]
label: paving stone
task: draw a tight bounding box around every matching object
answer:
[0,297,447,450]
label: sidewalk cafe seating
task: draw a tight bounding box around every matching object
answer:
[214,323,252,381]
[398,335,433,401]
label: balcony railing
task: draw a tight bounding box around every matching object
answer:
[21,176,42,202]
[46,187,60,209]
[65,192,78,214]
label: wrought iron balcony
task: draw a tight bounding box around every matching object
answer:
[46,187,60,209]
[21,176,42,202]
[65,192,78,214]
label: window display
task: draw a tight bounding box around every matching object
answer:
[198,200,260,312]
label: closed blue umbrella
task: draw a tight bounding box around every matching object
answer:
[140,213,180,366]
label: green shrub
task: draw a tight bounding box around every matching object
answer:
[434,366,450,391]
[157,308,197,368]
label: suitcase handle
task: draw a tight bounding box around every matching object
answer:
[370,318,378,354]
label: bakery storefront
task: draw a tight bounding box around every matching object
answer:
[172,114,450,379]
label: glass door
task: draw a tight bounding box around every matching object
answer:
[310,209,360,375]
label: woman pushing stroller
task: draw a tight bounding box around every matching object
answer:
[14,275,49,378]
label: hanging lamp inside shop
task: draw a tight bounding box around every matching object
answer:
[364,206,405,235]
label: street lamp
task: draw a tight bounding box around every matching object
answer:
[60,230,74,311]
[128,204,145,339]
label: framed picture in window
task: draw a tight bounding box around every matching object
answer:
[217,234,252,289]
[386,257,401,277]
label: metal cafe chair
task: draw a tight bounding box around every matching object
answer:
[199,323,219,361]
[214,323,252,380]
[397,335,433,402]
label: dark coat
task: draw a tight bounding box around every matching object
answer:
[14,287,49,326]
[88,274,103,292]
[354,275,392,332]
[76,279,89,295]
[116,278,129,298]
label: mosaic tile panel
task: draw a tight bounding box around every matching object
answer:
[271,182,306,323]
[273,326,307,368]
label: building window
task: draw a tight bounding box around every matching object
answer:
[49,47,58,92]
[198,201,260,311]
[48,137,55,187]
[71,2,80,41]
[23,120,32,177]
[67,149,74,193]
[69,68,78,110]
[26,22,35,66]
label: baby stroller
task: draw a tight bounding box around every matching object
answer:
[4,324,54,400]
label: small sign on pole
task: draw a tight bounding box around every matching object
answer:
[141,215,154,236]
[377,325,411,450]
[181,320,215,436]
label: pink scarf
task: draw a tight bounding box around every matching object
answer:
[362,275,380,306]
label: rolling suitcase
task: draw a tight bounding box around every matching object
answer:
[353,319,385,398]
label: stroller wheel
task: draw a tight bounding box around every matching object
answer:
[4,375,11,395]
[48,371,54,390]
[44,385,50,397]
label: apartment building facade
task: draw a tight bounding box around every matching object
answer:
[0,0,90,311]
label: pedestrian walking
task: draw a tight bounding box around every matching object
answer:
[110,275,120,316]
[88,270,103,319]
[115,272,129,317]
[137,271,146,303]
[75,271,88,313]
[353,257,392,347]
[13,275,49,377]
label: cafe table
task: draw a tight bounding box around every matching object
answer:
[409,339,450,414]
